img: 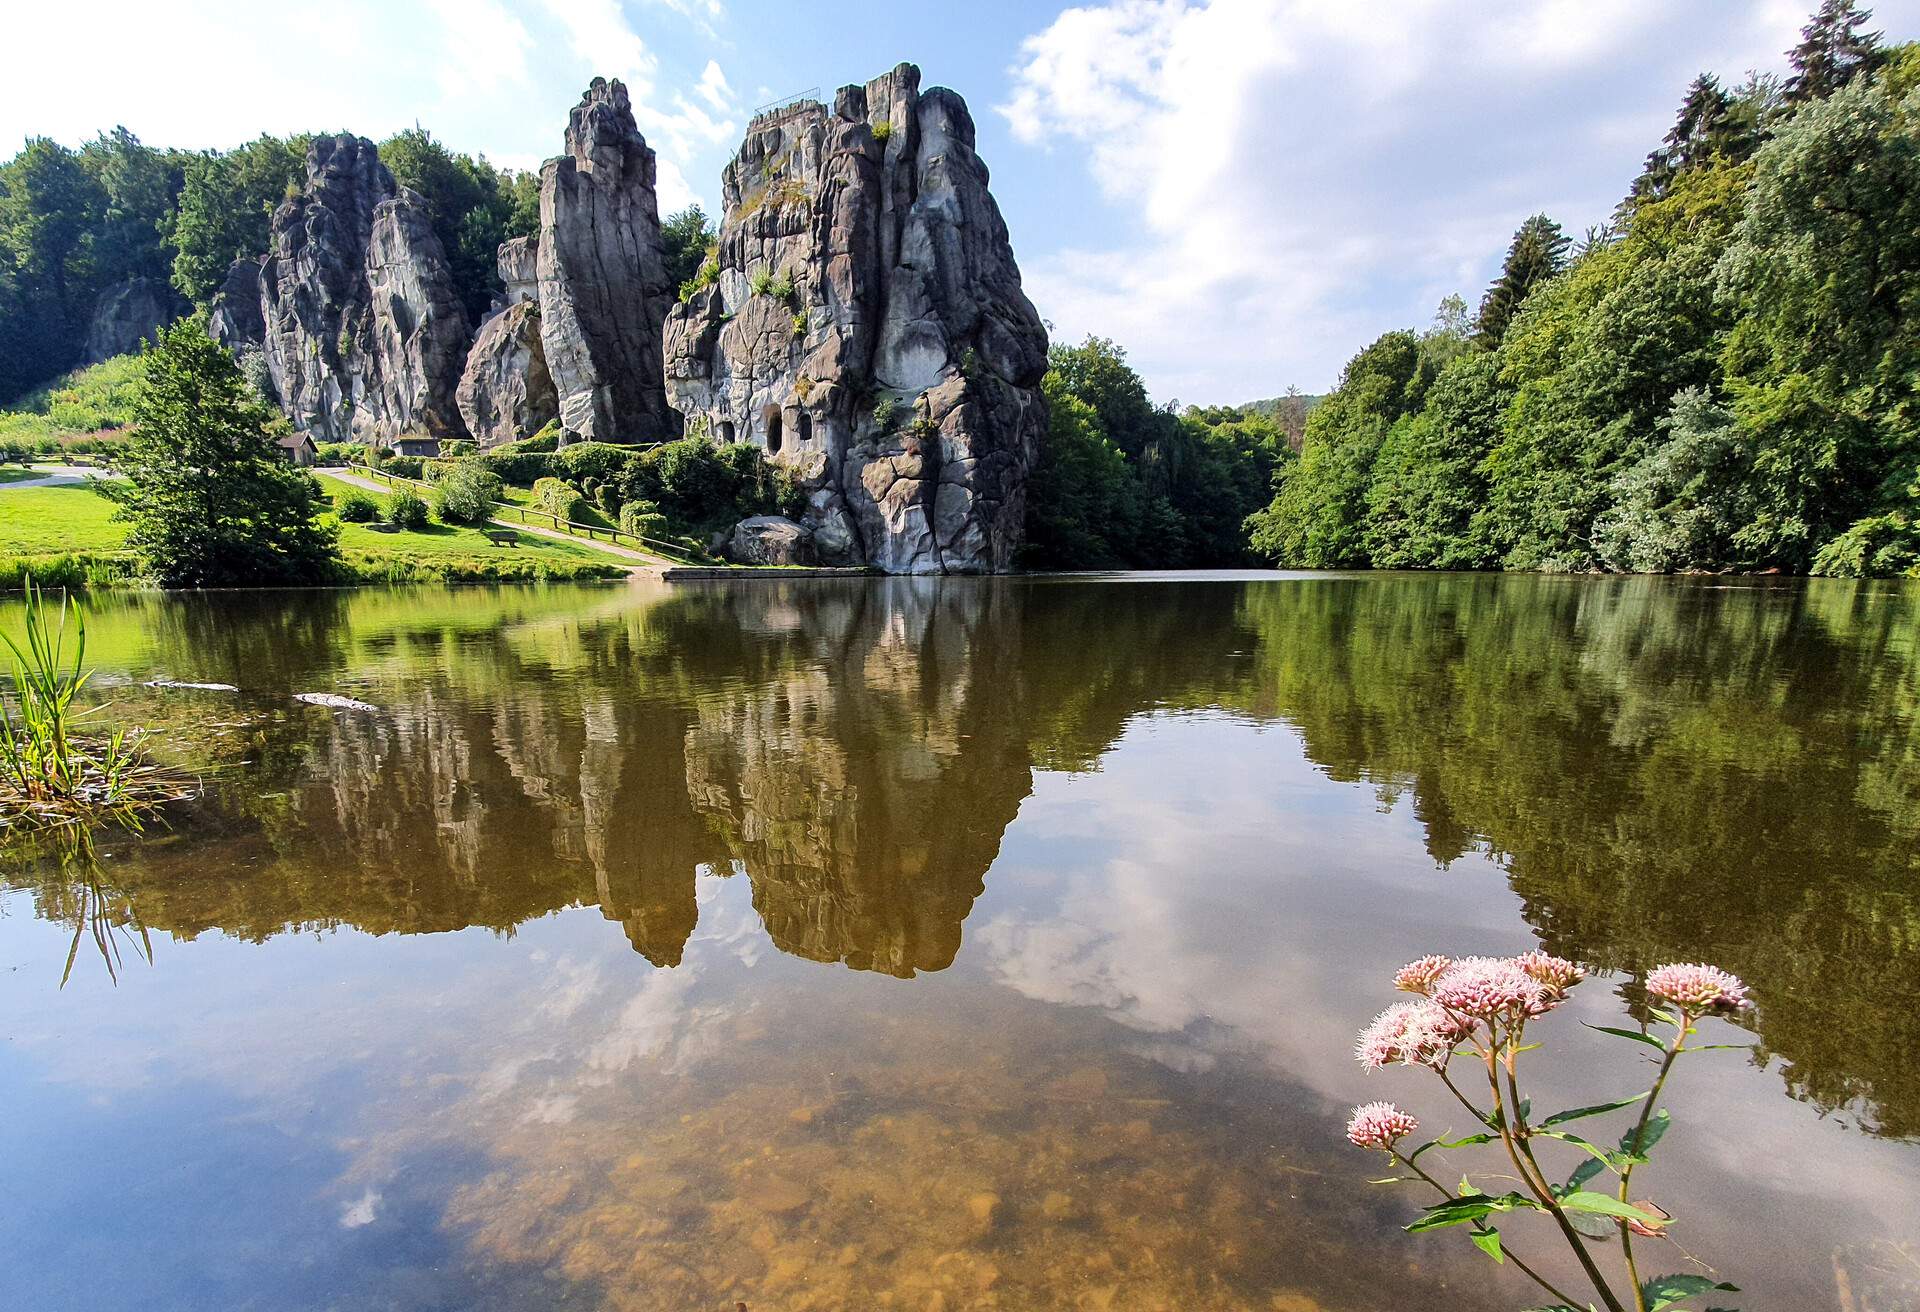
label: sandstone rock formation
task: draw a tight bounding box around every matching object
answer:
[208,257,265,352]
[84,276,176,363]
[663,64,1047,574]
[366,187,472,438]
[497,235,539,308]
[257,134,472,443]
[457,301,557,446]
[537,78,677,443]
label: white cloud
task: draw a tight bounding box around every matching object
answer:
[425,0,534,96]
[534,0,660,96]
[696,59,735,113]
[1001,0,1832,400]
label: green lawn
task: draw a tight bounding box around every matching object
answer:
[0,483,128,553]
[0,480,629,586]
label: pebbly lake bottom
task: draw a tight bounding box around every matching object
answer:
[0,572,1916,1311]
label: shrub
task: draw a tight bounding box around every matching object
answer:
[316,441,367,465]
[385,487,429,530]
[531,476,590,522]
[335,488,381,522]
[433,461,503,524]
[619,500,668,540]
[871,119,892,143]
[596,483,622,515]
[872,396,901,432]
[469,450,555,484]
[440,439,476,458]
[748,266,775,297]
[553,441,632,483]
[678,246,721,303]
[382,454,425,480]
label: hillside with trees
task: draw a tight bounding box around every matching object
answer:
[1249,0,1920,578]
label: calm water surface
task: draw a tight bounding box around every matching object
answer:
[1,573,1916,1311]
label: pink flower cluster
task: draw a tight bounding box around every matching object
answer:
[1647,962,1750,1015]
[1355,999,1473,1069]
[1346,1101,1419,1150]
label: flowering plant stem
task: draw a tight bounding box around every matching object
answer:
[1346,954,1749,1312]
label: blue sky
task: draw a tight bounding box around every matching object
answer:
[5,0,1916,402]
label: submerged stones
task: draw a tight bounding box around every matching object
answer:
[537,77,678,443]
[663,63,1048,574]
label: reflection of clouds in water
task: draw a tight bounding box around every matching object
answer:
[691,865,767,969]
[339,1187,380,1228]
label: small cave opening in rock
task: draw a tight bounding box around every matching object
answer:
[796,411,813,446]
[764,406,783,454]
[717,419,735,444]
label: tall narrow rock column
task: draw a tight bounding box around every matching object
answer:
[537,78,678,443]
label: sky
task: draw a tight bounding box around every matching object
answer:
[4,0,1916,403]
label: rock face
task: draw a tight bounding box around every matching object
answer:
[208,258,265,352]
[537,79,677,443]
[84,276,175,363]
[663,64,1047,574]
[498,236,539,308]
[257,134,473,443]
[457,301,557,446]
[366,188,472,439]
[726,515,816,566]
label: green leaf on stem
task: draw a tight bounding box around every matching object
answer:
[1585,1023,1665,1050]
[1541,1092,1652,1126]
[1559,1192,1669,1225]
[1469,1227,1505,1263]
[1404,1192,1537,1233]
[1565,1156,1607,1191]
[1641,1274,1738,1310]
[1538,1129,1642,1171]
[1621,1108,1670,1157]
[1568,1210,1616,1240]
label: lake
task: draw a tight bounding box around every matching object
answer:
[1,573,1915,1311]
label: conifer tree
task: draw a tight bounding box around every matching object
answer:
[1784,0,1885,102]
[1472,215,1569,349]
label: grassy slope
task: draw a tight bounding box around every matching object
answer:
[0,481,629,584]
[0,353,144,448]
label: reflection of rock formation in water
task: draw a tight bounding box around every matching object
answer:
[39,582,1040,980]
[682,582,1031,976]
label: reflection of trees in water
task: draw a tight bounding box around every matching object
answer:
[2,828,153,986]
[5,574,1917,1139]
[1234,575,1920,1138]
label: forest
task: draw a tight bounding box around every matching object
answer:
[1249,1,1920,578]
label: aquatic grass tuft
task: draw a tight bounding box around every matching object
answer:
[0,577,196,835]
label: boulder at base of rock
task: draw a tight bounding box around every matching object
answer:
[498,235,539,308]
[85,277,176,363]
[537,78,677,443]
[457,300,557,447]
[727,516,816,566]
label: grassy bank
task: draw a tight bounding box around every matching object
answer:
[0,353,142,455]
[0,482,629,588]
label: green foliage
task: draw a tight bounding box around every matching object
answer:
[1591,388,1758,572]
[1473,213,1570,348]
[383,487,428,530]
[1785,0,1887,102]
[662,206,716,296]
[618,499,667,540]
[552,441,631,484]
[871,119,892,143]
[315,440,366,464]
[531,475,590,522]
[431,461,502,525]
[168,135,305,303]
[0,351,146,447]
[106,323,338,586]
[333,487,381,522]
[617,437,799,533]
